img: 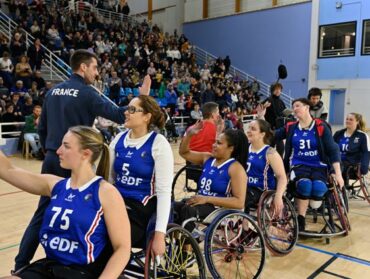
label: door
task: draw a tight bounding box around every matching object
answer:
[329,89,345,125]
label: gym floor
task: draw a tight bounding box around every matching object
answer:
[0,144,369,278]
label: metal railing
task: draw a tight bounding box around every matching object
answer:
[0,9,71,82]
[0,121,25,145]
[192,45,293,107]
[67,1,148,27]
[320,48,355,57]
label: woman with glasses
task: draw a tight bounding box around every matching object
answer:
[109,95,174,258]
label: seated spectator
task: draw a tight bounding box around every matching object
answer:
[190,102,202,123]
[0,52,13,88]
[120,92,134,107]
[0,77,10,102]
[1,103,17,137]
[165,83,177,115]
[47,24,61,47]
[10,92,24,121]
[108,71,122,105]
[31,70,46,90]
[22,96,34,116]
[23,105,43,159]
[11,80,28,101]
[29,20,41,38]
[15,56,32,89]
[28,81,41,105]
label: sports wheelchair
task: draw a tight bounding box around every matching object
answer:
[123,172,206,278]
[123,219,206,278]
[172,165,299,278]
[344,165,370,204]
[287,175,351,243]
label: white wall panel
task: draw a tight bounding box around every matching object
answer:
[208,0,234,18]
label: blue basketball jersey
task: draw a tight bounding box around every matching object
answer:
[337,134,350,161]
[40,177,107,265]
[113,131,157,205]
[247,145,276,190]
[290,123,327,168]
[197,157,235,197]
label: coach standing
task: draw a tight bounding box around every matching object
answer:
[13,49,151,271]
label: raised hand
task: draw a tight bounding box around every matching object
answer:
[139,75,151,96]
[187,120,204,136]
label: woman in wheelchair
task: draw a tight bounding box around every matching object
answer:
[0,126,131,279]
[333,113,370,186]
[176,122,248,232]
[109,95,173,260]
[260,98,344,232]
[244,119,287,215]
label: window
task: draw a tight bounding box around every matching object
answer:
[318,22,356,58]
[362,20,370,55]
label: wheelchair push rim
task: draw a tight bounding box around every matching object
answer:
[204,210,265,279]
[144,224,206,279]
[257,190,298,256]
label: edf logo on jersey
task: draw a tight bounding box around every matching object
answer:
[40,233,79,254]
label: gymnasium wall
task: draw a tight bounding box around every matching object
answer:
[308,0,370,126]
[183,2,312,99]
[316,0,370,80]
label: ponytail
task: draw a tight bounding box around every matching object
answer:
[96,143,110,180]
[350,113,366,132]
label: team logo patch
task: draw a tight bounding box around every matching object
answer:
[354,137,359,143]
[126,151,133,158]
[84,194,93,201]
[51,194,57,200]
[65,193,76,202]
[141,151,147,158]
[219,170,224,175]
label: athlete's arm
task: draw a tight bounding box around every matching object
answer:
[267,148,287,215]
[151,135,173,257]
[0,150,61,196]
[179,121,212,165]
[99,181,131,278]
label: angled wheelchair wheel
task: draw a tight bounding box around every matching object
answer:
[204,210,265,279]
[144,224,206,279]
[172,165,201,201]
[360,171,370,204]
[330,184,351,235]
[257,190,298,256]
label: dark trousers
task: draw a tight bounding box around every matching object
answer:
[125,198,157,248]
[14,151,71,271]
[174,201,215,232]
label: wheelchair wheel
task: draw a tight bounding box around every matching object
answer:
[172,165,201,201]
[144,224,206,279]
[360,171,370,204]
[331,184,351,235]
[204,210,265,279]
[257,190,298,256]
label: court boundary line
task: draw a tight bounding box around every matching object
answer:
[297,243,370,267]
[307,255,338,279]
[322,270,351,279]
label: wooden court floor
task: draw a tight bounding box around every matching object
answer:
[0,143,369,278]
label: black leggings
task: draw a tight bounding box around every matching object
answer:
[16,243,112,279]
[174,200,216,232]
[125,198,157,248]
